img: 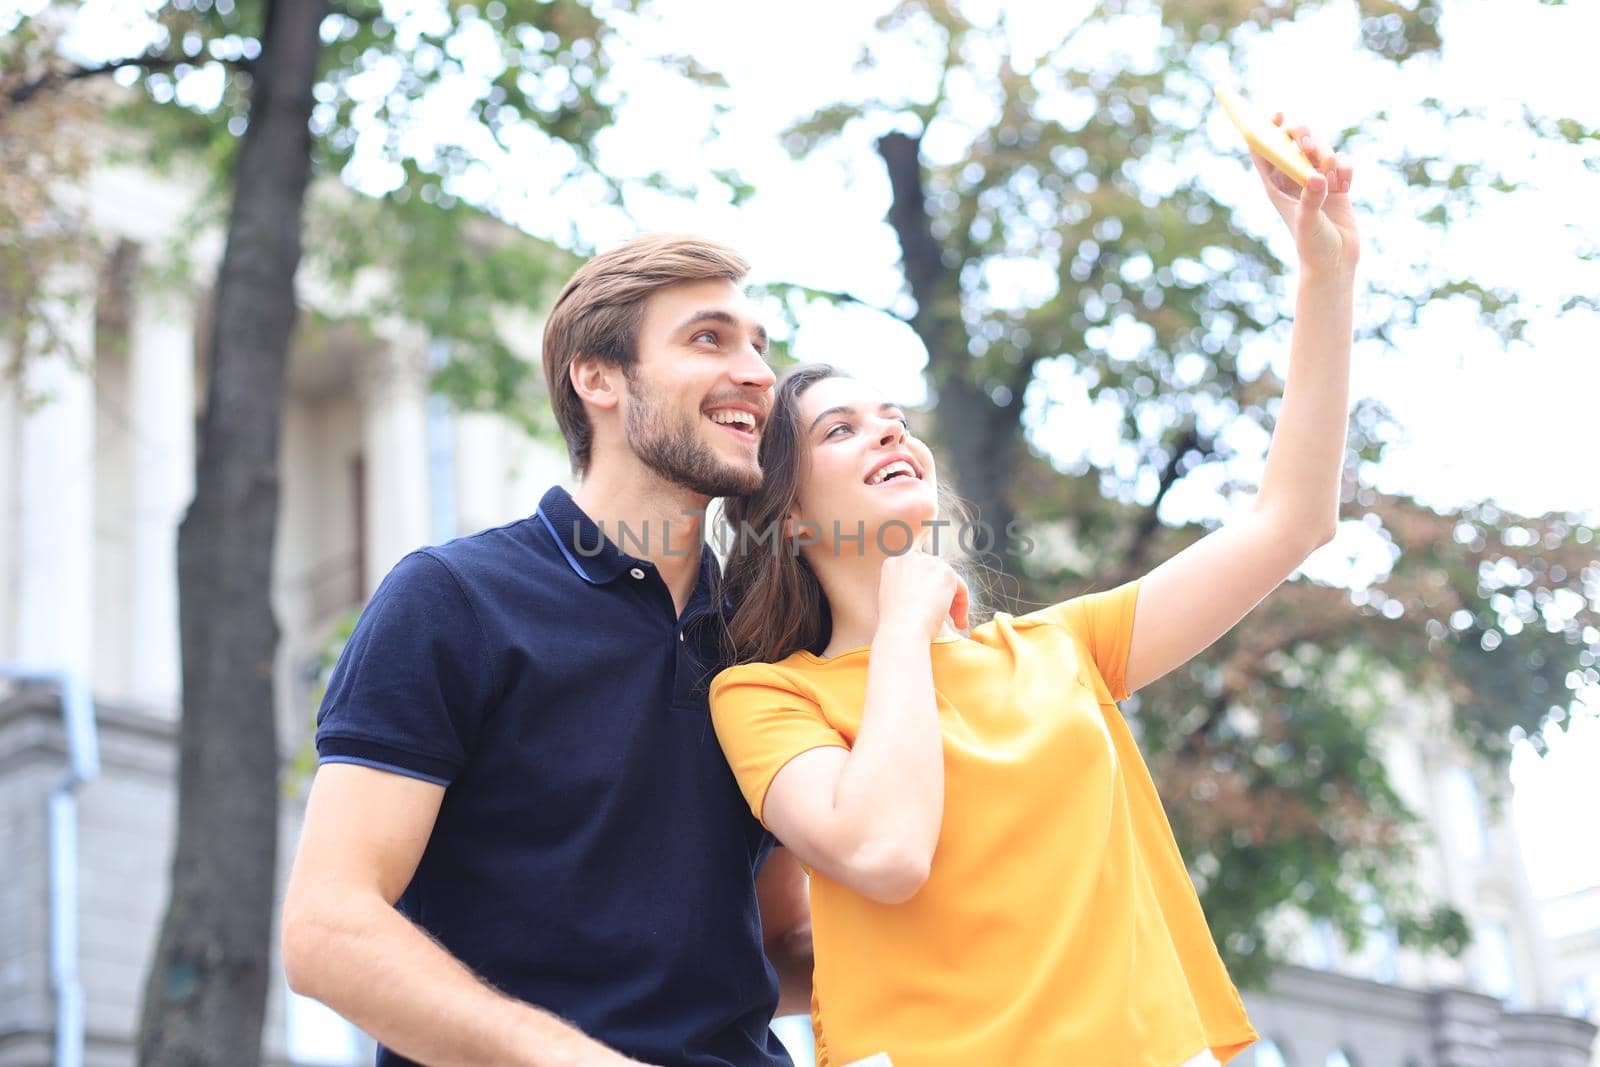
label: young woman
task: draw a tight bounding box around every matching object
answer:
[710,123,1357,1066]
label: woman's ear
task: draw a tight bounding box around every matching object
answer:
[785,512,825,552]
[570,355,621,412]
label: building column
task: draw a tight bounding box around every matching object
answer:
[356,336,432,595]
[15,275,96,681]
[16,277,96,681]
[127,287,196,713]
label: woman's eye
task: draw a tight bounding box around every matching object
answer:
[825,423,852,439]
[896,416,911,431]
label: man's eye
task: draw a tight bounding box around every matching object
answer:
[693,331,717,345]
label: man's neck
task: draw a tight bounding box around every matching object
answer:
[572,467,709,616]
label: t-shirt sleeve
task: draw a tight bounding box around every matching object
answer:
[709,663,849,827]
[315,550,494,786]
[1024,579,1142,701]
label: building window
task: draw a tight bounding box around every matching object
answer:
[770,1015,813,1065]
[1371,922,1400,984]
[285,988,362,1065]
[1559,974,1596,1017]
[1442,765,1491,861]
[1300,917,1339,970]
[425,338,459,545]
[1255,1037,1292,1067]
[1475,921,1520,1004]
[351,453,367,601]
[94,238,138,693]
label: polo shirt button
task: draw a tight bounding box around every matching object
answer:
[629,567,646,580]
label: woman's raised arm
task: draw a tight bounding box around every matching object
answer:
[1122,117,1359,697]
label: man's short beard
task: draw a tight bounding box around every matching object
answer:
[624,371,761,497]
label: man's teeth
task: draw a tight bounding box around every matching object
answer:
[868,461,916,485]
[709,410,755,430]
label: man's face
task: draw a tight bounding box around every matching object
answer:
[621,279,776,496]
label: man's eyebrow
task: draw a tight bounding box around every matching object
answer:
[806,402,904,434]
[677,309,769,353]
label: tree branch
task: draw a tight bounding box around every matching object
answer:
[325,3,384,25]
[5,51,254,110]
[781,285,909,324]
[1119,425,1209,576]
[1181,691,1232,756]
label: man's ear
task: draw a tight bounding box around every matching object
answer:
[570,355,622,412]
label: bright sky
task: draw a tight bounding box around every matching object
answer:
[18,0,1600,898]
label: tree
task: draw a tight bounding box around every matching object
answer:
[142,3,328,1060]
[0,16,98,378]
[3,0,635,1060]
[783,0,1600,982]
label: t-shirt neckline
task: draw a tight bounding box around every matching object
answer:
[797,634,966,664]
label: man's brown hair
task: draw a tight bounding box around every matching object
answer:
[542,233,750,474]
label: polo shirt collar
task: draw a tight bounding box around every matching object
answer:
[535,485,720,596]
[535,485,635,584]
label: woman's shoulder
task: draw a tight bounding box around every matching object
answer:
[999,580,1142,637]
[710,651,834,699]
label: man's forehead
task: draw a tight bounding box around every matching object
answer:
[641,277,757,324]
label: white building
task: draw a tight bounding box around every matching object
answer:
[2,154,1595,1067]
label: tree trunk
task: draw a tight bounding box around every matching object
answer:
[136,0,326,1062]
[877,131,1027,582]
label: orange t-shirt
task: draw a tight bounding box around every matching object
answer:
[709,581,1257,1067]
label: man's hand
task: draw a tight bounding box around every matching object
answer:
[756,848,814,1017]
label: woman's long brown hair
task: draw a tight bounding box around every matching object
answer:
[720,363,981,666]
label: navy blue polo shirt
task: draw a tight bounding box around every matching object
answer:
[315,486,791,1067]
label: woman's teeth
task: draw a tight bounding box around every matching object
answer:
[867,461,916,485]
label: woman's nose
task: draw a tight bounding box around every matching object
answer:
[877,419,906,446]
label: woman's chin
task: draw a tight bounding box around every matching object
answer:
[861,502,939,547]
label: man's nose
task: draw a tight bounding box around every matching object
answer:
[733,346,776,391]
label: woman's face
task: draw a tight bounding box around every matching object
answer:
[788,376,939,557]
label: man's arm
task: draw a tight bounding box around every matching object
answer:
[281,763,648,1067]
[755,847,813,1018]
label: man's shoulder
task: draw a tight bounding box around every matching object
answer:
[369,516,560,624]
[415,514,552,579]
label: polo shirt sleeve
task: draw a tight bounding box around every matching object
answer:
[1025,579,1141,701]
[315,550,493,786]
[709,663,848,827]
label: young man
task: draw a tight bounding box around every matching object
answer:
[281,234,807,1067]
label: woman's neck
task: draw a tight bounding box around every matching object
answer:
[808,548,958,658]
